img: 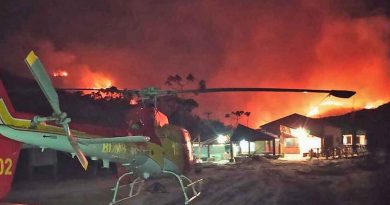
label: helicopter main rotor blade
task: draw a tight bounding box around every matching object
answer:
[25,51,61,115]
[174,88,356,99]
[25,51,88,170]
[59,87,356,99]
[64,124,89,170]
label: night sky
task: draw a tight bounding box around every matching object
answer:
[0,0,389,127]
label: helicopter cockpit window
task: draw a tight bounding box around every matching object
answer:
[154,110,169,127]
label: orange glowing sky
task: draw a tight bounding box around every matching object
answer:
[0,1,389,128]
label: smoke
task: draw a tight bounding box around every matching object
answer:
[0,0,389,127]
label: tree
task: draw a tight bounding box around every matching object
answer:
[165,73,206,91]
[225,110,251,126]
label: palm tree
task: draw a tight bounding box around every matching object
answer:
[225,110,250,126]
[244,112,251,126]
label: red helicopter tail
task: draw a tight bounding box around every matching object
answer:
[0,136,21,200]
[0,79,22,200]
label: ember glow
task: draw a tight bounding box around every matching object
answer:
[1,1,389,127]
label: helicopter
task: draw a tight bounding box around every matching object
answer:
[0,51,356,205]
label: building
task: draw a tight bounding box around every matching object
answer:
[231,124,278,156]
[260,113,367,158]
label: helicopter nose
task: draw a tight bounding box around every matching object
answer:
[137,143,164,177]
[138,156,162,177]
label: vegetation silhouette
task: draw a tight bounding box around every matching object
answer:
[0,70,229,141]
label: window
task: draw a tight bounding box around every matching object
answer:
[343,135,367,145]
[343,135,352,145]
[357,135,367,145]
[285,138,299,147]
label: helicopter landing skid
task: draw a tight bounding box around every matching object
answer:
[162,170,203,205]
[109,172,144,205]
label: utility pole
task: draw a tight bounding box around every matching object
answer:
[244,112,251,156]
[229,137,234,162]
[197,135,201,161]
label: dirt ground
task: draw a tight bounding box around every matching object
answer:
[3,156,390,205]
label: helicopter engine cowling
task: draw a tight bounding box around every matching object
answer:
[155,125,195,174]
[125,106,195,175]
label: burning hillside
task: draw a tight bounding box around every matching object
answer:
[0,0,389,126]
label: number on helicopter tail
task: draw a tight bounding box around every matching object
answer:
[0,158,13,175]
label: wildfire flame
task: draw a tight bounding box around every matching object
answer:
[87,76,115,99]
[320,100,344,106]
[129,98,138,105]
[364,100,384,109]
[93,78,112,89]
[307,107,320,117]
[307,98,346,117]
[291,127,321,155]
[53,70,68,77]
[77,69,114,89]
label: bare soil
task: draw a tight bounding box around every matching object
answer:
[3,156,390,205]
